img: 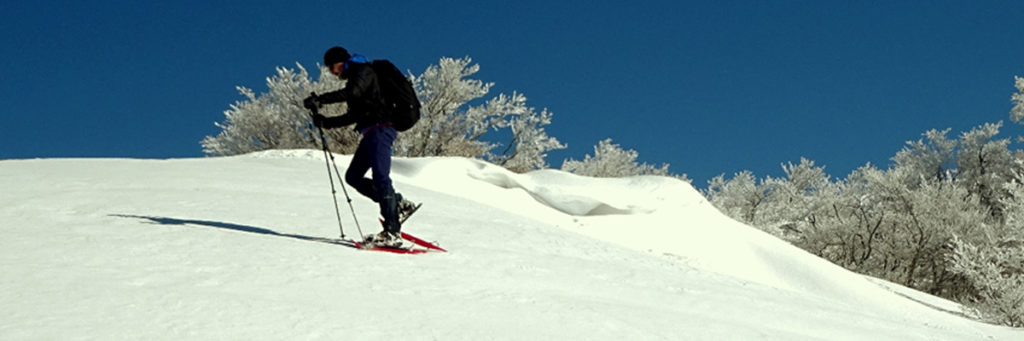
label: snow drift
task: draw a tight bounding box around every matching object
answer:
[1,151,1020,340]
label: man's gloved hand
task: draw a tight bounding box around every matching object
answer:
[311,113,327,128]
[303,94,321,110]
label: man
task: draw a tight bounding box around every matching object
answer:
[304,46,416,246]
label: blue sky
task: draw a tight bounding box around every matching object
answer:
[2,1,1022,186]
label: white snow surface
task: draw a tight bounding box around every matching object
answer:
[1,151,1021,340]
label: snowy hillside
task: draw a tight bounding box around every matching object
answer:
[1,152,1021,340]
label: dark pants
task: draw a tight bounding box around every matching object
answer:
[345,126,401,233]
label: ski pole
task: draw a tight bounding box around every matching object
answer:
[324,135,364,239]
[307,95,363,239]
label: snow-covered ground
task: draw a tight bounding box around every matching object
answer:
[1,151,1021,340]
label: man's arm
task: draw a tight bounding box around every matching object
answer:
[318,65,374,104]
[312,65,376,129]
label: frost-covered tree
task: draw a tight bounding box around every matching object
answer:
[396,57,564,172]
[561,138,671,178]
[705,159,835,239]
[202,57,564,173]
[759,158,837,238]
[946,178,1024,327]
[802,165,886,267]
[705,76,1024,326]
[706,170,766,224]
[201,64,356,155]
[492,107,566,173]
[711,160,990,294]
[398,57,497,158]
[949,234,1024,327]
[1010,76,1024,125]
[957,122,1015,220]
[856,166,988,291]
[891,128,957,184]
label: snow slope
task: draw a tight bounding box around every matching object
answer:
[1,152,1020,340]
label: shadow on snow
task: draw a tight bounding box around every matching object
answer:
[110,214,359,248]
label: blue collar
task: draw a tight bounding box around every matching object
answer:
[344,54,369,71]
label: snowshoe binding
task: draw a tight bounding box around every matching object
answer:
[363,231,404,248]
[397,197,422,224]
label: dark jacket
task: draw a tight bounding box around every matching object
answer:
[317,61,383,132]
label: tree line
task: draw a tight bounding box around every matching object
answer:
[201,57,674,177]
[706,77,1024,326]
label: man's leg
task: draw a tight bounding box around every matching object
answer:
[346,134,379,201]
[366,127,401,234]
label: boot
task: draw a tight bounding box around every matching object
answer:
[365,230,403,247]
[379,190,401,234]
